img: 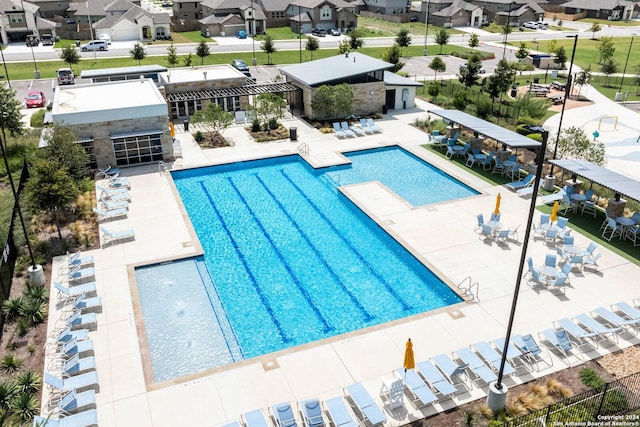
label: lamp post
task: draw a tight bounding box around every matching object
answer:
[250,0,256,66]
[550,34,578,176]
[487,130,548,412]
[502,2,515,59]
[86,2,97,62]
[21,0,39,78]
[619,33,635,92]
[423,0,431,56]
[299,4,302,63]
[0,28,11,87]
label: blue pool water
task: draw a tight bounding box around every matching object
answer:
[138,146,476,382]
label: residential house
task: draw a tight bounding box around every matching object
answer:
[0,0,57,43]
[93,0,171,40]
[469,0,543,24]
[362,0,410,14]
[493,3,544,26]
[27,0,72,19]
[199,0,267,37]
[429,0,484,28]
[289,0,357,33]
[260,0,290,29]
[560,0,634,21]
[172,0,203,20]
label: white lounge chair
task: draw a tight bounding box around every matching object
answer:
[93,207,127,222]
[98,195,129,211]
[359,118,375,134]
[332,123,347,138]
[344,383,386,426]
[393,368,437,408]
[416,359,457,398]
[323,397,359,427]
[592,307,640,334]
[539,328,583,362]
[366,118,382,132]
[66,251,94,268]
[54,281,96,301]
[554,317,600,350]
[471,341,517,376]
[574,314,622,344]
[44,371,99,393]
[540,189,565,205]
[100,226,135,245]
[96,184,131,201]
[454,347,497,385]
[33,408,98,427]
[242,409,270,427]
[431,353,470,389]
[340,121,357,137]
[270,402,298,427]
[511,333,553,371]
[52,388,96,415]
[106,174,130,189]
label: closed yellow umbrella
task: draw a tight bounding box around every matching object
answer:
[403,338,415,372]
[494,193,501,216]
[550,201,559,222]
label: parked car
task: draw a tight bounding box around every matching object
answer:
[41,34,54,46]
[25,35,39,47]
[327,28,340,36]
[409,16,418,22]
[537,22,548,29]
[80,40,108,51]
[236,30,247,39]
[311,28,326,37]
[522,22,538,29]
[98,34,111,45]
[26,91,46,108]
[57,68,75,85]
[161,2,172,7]
[459,64,486,74]
[231,59,249,72]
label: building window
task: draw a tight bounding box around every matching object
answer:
[112,133,164,166]
[79,138,96,169]
[320,5,331,20]
[10,15,24,23]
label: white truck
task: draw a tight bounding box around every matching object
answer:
[57,68,75,85]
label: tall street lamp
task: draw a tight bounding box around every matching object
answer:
[0,28,11,87]
[250,0,256,66]
[502,2,515,59]
[550,34,578,176]
[298,4,302,63]
[619,33,635,92]
[21,0,39,78]
[423,0,431,56]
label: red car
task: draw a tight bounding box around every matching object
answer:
[26,91,46,108]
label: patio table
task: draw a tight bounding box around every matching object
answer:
[570,193,587,213]
[616,217,635,238]
[539,266,558,284]
[562,245,582,256]
[540,223,560,232]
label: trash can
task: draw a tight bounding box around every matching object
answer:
[34,70,40,79]
[533,77,539,84]
[543,175,556,191]
[510,87,517,97]
[75,40,81,47]
[382,105,388,114]
[289,127,297,141]
[183,119,189,131]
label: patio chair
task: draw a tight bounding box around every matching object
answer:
[612,301,640,324]
[59,353,97,376]
[344,383,387,426]
[574,314,621,344]
[544,228,557,243]
[525,257,534,278]
[340,122,356,137]
[470,341,516,376]
[465,152,478,168]
[271,402,298,427]
[299,398,325,427]
[52,388,96,415]
[602,218,623,241]
[33,409,98,427]
[545,254,557,268]
[93,207,128,222]
[554,318,600,350]
[416,359,457,398]
[582,252,602,272]
[431,353,470,389]
[491,157,505,175]
[454,347,497,385]
[99,195,129,211]
[242,409,270,427]
[379,377,403,410]
[95,165,120,178]
[54,281,97,301]
[490,212,501,222]
[591,307,640,334]
[66,251,94,268]
[445,140,456,159]
[96,183,128,195]
[366,118,382,132]
[495,229,510,244]
[359,118,376,134]
[100,226,135,245]
[482,152,495,170]
[549,272,570,294]
[626,226,640,247]
[106,174,130,189]
[491,337,528,370]
[480,224,494,240]
[579,242,598,258]
[44,371,99,393]
[506,173,535,191]
[344,121,364,136]
[475,213,484,232]
[511,333,553,371]
[323,397,359,427]
[540,189,565,205]
[332,123,347,138]
[539,329,583,362]
[507,224,520,241]
[529,268,545,288]
[581,190,597,217]
[393,368,438,408]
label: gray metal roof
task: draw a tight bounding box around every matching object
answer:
[279,53,392,87]
[428,109,542,149]
[383,71,422,87]
[81,65,168,78]
[549,159,640,202]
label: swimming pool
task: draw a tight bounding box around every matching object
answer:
[138,146,476,381]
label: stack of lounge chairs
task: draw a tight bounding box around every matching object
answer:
[96,174,136,246]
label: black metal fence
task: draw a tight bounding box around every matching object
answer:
[501,371,640,426]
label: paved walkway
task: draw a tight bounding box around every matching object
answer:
[43,103,640,427]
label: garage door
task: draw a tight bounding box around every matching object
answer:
[112,27,138,41]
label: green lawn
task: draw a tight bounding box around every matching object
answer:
[357,16,463,36]
[255,27,304,41]
[576,18,640,27]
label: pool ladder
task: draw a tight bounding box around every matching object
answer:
[297,142,309,156]
[458,276,480,302]
[158,161,168,175]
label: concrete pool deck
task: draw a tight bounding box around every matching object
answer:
[44,105,640,426]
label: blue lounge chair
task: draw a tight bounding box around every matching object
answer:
[359,118,376,134]
[299,398,324,427]
[431,353,469,389]
[93,207,128,222]
[340,122,356,137]
[416,359,457,397]
[66,251,94,268]
[540,189,565,205]
[612,302,640,324]
[344,383,386,426]
[44,371,99,393]
[54,281,96,300]
[394,368,437,408]
[511,334,552,371]
[69,293,102,314]
[454,347,497,385]
[242,409,270,427]
[539,329,582,361]
[271,402,298,427]
[61,353,97,376]
[106,175,130,189]
[323,397,359,427]
[33,409,98,427]
[61,310,97,331]
[506,174,534,191]
[554,318,600,350]
[96,165,120,178]
[53,325,89,346]
[96,185,131,201]
[366,118,382,132]
[592,307,640,334]
[55,388,96,415]
[64,265,95,284]
[99,195,129,211]
[574,314,622,344]
[332,123,347,138]
[471,342,516,376]
[58,338,94,359]
[100,226,135,245]
[491,337,528,370]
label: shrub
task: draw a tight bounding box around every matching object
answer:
[527,133,543,142]
[194,131,204,142]
[452,92,467,111]
[580,368,606,388]
[476,99,492,119]
[505,401,528,417]
[251,118,261,132]
[2,298,23,323]
[427,82,440,98]
[30,110,45,128]
[15,318,30,337]
[600,389,630,414]
[1,355,23,374]
[268,118,278,130]
[452,50,495,60]
[15,370,41,394]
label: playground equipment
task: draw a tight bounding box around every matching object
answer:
[598,116,619,131]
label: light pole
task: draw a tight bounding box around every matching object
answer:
[550,34,578,176]
[619,33,635,92]
[86,2,97,62]
[423,0,431,56]
[0,28,11,87]
[21,0,39,78]
[250,0,256,66]
[502,2,515,59]
[298,4,302,63]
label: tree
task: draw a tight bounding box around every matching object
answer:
[130,43,146,65]
[486,59,515,103]
[458,54,482,88]
[0,85,26,136]
[196,40,210,65]
[588,21,601,39]
[347,28,365,50]
[59,45,81,70]
[597,37,615,64]
[166,43,179,67]
[601,59,618,86]
[515,42,529,62]
[554,126,606,166]
[546,39,558,54]
[554,46,567,69]
[38,124,90,181]
[395,28,412,50]
[381,44,404,72]
[248,93,287,130]
[25,159,79,239]
[337,39,350,54]
[261,35,276,64]
[305,36,319,60]
[574,66,591,99]
[191,103,234,137]
[435,29,449,54]
[468,33,479,49]
[452,92,467,111]
[427,82,440,99]
[183,53,193,67]
[429,57,446,81]
[311,84,353,120]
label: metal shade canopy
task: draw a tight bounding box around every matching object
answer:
[549,159,640,202]
[428,110,542,149]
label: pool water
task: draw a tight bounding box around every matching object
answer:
[139,147,475,382]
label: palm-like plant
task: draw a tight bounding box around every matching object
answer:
[0,380,17,412]
[24,284,48,306]
[18,298,47,326]
[0,355,23,374]
[15,318,31,338]
[15,370,41,395]
[2,298,23,323]
[9,392,39,424]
